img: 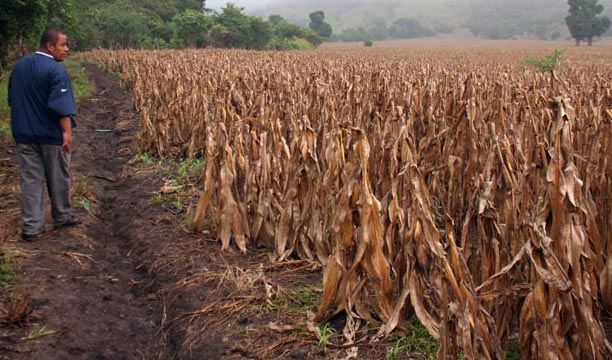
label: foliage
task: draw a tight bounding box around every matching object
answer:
[176,157,203,183]
[386,339,404,360]
[364,39,374,47]
[74,196,92,214]
[0,0,75,68]
[389,18,434,39]
[248,16,273,50]
[247,284,322,315]
[385,317,440,360]
[0,121,9,140]
[334,20,389,42]
[566,0,611,45]
[268,15,322,50]
[404,318,439,359]
[259,0,611,41]
[213,4,255,48]
[466,0,570,40]
[335,17,434,42]
[270,36,315,51]
[138,152,155,167]
[520,48,565,73]
[308,10,332,38]
[207,5,313,50]
[64,60,95,102]
[73,176,95,214]
[0,73,9,139]
[170,9,213,48]
[0,249,21,290]
[315,322,336,353]
[0,0,323,63]
[96,4,159,49]
[504,340,521,360]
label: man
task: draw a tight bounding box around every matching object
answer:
[8,28,80,241]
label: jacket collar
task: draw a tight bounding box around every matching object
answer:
[35,51,54,59]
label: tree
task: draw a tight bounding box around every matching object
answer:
[268,15,323,50]
[0,0,322,59]
[308,10,332,38]
[97,4,152,49]
[213,4,252,48]
[566,0,611,45]
[132,0,204,22]
[370,20,389,41]
[268,15,284,26]
[0,0,74,68]
[171,9,213,48]
[248,17,272,50]
[388,18,433,39]
[274,21,305,39]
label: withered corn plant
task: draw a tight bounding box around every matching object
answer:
[84,44,612,359]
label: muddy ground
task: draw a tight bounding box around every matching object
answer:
[0,64,421,359]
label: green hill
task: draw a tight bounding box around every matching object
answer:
[250,0,612,38]
[253,0,469,31]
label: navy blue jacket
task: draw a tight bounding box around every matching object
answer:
[8,52,77,145]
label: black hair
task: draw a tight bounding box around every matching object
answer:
[39,29,66,47]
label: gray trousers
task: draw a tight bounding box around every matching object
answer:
[17,143,72,235]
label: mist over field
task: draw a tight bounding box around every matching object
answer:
[207,0,612,40]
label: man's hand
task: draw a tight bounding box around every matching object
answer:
[62,131,72,154]
[59,116,73,154]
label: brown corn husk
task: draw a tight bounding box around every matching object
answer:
[85,45,612,358]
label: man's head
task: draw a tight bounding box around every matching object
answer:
[39,29,69,62]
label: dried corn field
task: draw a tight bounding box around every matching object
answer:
[85,43,612,359]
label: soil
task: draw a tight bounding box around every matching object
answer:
[0,64,407,359]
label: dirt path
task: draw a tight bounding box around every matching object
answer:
[0,63,280,360]
[1,63,403,360]
[0,64,169,359]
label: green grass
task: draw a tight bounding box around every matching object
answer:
[0,72,10,139]
[64,59,94,103]
[74,196,92,214]
[73,176,95,198]
[0,249,21,290]
[143,156,205,227]
[241,284,322,317]
[0,119,9,140]
[386,316,438,360]
[176,157,203,183]
[386,338,404,360]
[316,322,336,353]
[138,152,156,167]
[72,176,96,214]
[281,285,321,313]
[504,339,521,360]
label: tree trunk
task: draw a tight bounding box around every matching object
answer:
[588,37,593,46]
[575,38,581,46]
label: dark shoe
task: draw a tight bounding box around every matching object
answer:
[21,232,42,242]
[54,215,81,229]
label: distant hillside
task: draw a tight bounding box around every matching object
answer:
[252,0,469,31]
[249,0,612,38]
